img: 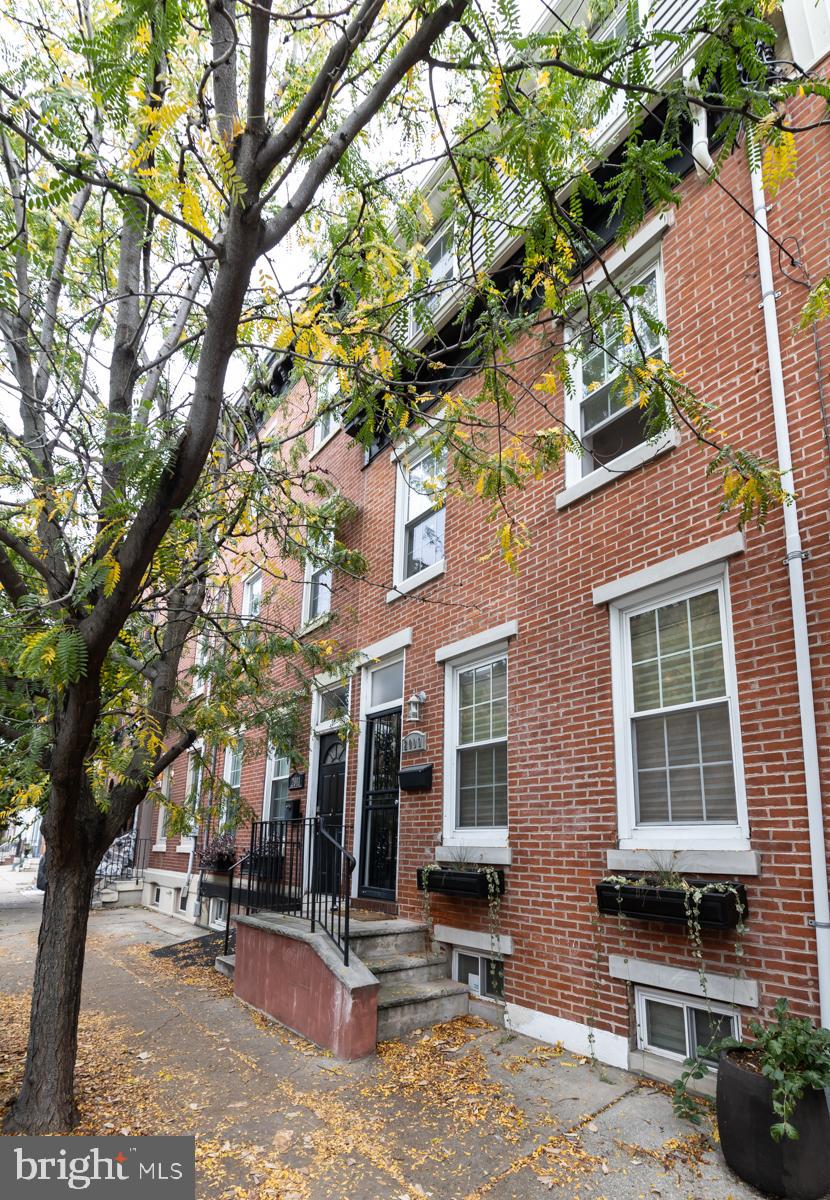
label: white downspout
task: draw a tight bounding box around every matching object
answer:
[748,139,830,1028]
[683,63,715,178]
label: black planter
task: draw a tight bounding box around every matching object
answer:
[416,867,505,898]
[202,854,236,873]
[595,878,747,929]
[717,1049,830,1199]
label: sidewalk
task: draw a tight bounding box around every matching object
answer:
[0,890,762,1199]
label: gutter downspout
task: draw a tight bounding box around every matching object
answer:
[748,138,830,1028]
[683,63,715,178]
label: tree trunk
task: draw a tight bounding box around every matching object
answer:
[5,844,97,1133]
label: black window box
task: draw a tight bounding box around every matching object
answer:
[416,867,505,898]
[596,878,747,929]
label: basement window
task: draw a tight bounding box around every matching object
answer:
[635,986,739,1064]
[152,885,161,906]
[453,949,503,1000]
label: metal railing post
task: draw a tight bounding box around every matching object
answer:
[224,864,234,957]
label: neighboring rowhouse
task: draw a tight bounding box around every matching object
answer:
[142,0,830,1076]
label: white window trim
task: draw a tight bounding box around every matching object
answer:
[313,679,352,735]
[452,947,504,1000]
[220,737,244,829]
[153,769,171,852]
[301,529,334,628]
[608,955,759,1008]
[241,569,262,620]
[310,372,341,457]
[436,620,517,664]
[208,897,228,931]
[390,441,446,598]
[562,249,670,493]
[178,745,203,852]
[442,643,510,848]
[190,633,209,697]
[610,563,750,852]
[634,984,741,1065]
[263,747,292,823]
[435,924,514,956]
[409,221,461,344]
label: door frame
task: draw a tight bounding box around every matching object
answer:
[352,651,405,901]
[304,679,352,892]
[358,704,402,901]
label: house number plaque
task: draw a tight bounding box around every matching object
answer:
[401,730,427,753]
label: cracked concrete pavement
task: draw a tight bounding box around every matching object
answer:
[0,867,763,1199]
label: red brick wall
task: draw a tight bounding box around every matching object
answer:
[150,87,830,1046]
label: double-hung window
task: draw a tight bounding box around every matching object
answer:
[180,749,203,850]
[302,525,334,625]
[453,655,508,832]
[220,739,243,830]
[314,373,339,449]
[265,752,291,823]
[392,444,446,593]
[410,223,457,338]
[612,569,747,848]
[575,260,663,478]
[242,571,262,620]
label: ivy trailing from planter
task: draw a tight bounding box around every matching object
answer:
[416,861,507,992]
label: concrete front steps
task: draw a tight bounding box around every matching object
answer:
[219,913,470,1046]
[92,879,144,909]
[347,917,469,1041]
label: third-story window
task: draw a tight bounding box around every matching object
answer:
[624,582,740,827]
[314,373,339,448]
[455,656,508,829]
[576,261,663,477]
[303,526,334,624]
[393,445,446,591]
[242,570,262,620]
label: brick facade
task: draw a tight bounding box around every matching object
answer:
[145,83,830,1065]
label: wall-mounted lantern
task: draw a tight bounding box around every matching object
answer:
[407,690,426,722]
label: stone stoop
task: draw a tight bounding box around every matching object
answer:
[348,919,469,1041]
[218,914,470,1049]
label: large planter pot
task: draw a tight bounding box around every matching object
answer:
[595,878,747,929]
[416,867,505,898]
[716,1048,830,1200]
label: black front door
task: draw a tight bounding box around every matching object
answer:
[315,733,345,893]
[359,709,401,900]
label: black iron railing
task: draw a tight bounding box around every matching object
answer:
[213,817,355,963]
[94,833,151,899]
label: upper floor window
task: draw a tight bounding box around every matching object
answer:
[574,259,664,479]
[391,444,446,595]
[242,570,262,620]
[302,526,334,626]
[611,568,748,849]
[410,223,458,338]
[266,752,291,822]
[181,748,204,848]
[190,633,209,696]
[314,372,339,449]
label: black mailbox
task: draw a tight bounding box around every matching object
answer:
[398,763,433,791]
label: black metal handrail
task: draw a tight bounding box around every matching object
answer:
[215,816,355,963]
[311,816,356,966]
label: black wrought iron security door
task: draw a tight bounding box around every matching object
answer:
[359,708,401,900]
[315,733,346,894]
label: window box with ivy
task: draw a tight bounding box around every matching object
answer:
[596,875,747,930]
[417,865,505,898]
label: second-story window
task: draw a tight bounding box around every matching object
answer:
[392,444,446,595]
[574,258,664,478]
[220,738,243,830]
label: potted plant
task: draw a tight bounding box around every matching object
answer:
[200,832,238,873]
[675,999,830,1200]
[596,872,747,930]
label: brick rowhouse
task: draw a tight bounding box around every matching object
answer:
[142,16,830,1075]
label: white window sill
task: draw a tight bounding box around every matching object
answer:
[556,429,680,510]
[435,844,512,866]
[308,426,340,461]
[387,560,445,603]
[297,612,333,637]
[151,842,167,853]
[607,847,760,876]
[442,831,509,851]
